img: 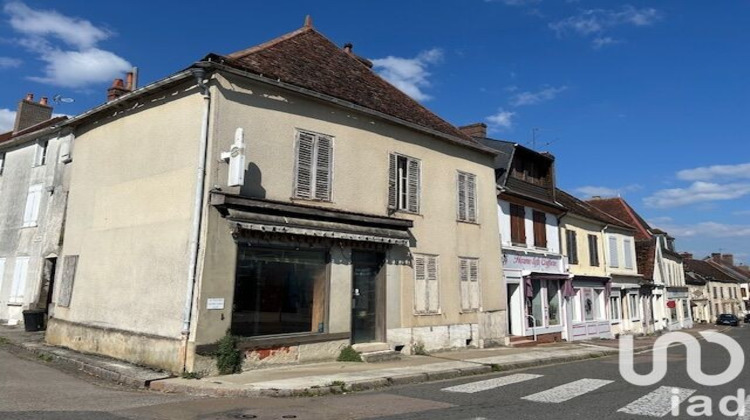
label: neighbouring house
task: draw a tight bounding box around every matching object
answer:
[460,124,567,345]
[684,264,710,324]
[683,255,743,320]
[0,94,70,326]
[556,189,642,340]
[705,253,750,314]
[46,20,506,374]
[587,197,692,332]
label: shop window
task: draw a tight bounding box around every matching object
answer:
[628,293,639,320]
[547,280,560,326]
[232,246,327,337]
[610,296,621,321]
[583,288,595,321]
[529,279,544,327]
[571,289,582,322]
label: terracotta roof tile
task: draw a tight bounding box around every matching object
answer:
[636,239,656,281]
[216,26,479,149]
[685,259,739,283]
[0,116,67,146]
[587,197,652,240]
[556,189,635,230]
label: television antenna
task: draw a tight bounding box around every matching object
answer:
[52,95,75,104]
[527,127,557,150]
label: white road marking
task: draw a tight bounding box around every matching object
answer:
[441,373,543,394]
[617,386,695,417]
[736,395,750,420]
[521,378,614,403]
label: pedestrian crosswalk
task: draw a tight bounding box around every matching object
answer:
[440,374,702,418]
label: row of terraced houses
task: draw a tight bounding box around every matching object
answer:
[1,20,748,374]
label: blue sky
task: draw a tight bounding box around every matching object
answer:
[0,1,748,264]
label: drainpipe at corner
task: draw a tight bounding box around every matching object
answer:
[180,67,211,373]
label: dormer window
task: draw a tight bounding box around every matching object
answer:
[511,154,549,187]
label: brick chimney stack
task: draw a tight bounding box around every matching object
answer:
[107,77,130,102]
[13,93,53,133]
[711,253,722,263]
[681,252,694,260]
[458,123,487,138]
[722,254,735,267]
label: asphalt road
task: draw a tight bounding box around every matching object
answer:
[2,326,749,419]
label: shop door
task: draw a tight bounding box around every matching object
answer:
[351,251,385,344]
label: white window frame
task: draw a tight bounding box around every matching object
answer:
[610,295,621,321]
[628,293,640,320]
[414,254,440,314]
[458,257,480,312]
[22,184,43,227]
[33,140,48,167]
[389,153,421,214]
[293,129,334,201]
[456,171,478,223]
[10,257,30,305]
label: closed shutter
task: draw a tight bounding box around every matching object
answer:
[623,239,633,269]
[457,172,467,221]
[609,235,619,267]
[23,184,43,227]
[314,135,332,200]
[414,255,427,313]
[533,211,547,248]
[459,258,470,310]
[426,256,439,312]
[294,131,315,199]
[388,153,397,209]
[510,204,526,244]
[10,257,29,304]
[588,235,599,266]
[407,159,420,213]
[469,259,479,310]
[467,174,477,222]
[567,230,578,264]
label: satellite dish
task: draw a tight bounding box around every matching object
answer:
[52,95,75,104]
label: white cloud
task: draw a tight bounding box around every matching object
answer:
[0,57,22,68]
[644,181,750,208]
[5,1,110,49]
[575,184,641,198]
[486,109,516,131]
[549,5,661,47]
[372,48,443,102]
[509,85,568,106]
[3,2,131,89]
[649,221,750,238]
[677,163,750,181]
[0,109,16,132]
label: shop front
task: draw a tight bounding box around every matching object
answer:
[504,249,568,341]
[609,275,645,336]
[666,287,692,330]
[566,276,612,341]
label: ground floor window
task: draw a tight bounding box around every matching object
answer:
[232,246,327,337]
[669,303,678,322]
[526,278,561,328]
[571,287,605,322]
[682,299,690,320]
[610,296,621,321]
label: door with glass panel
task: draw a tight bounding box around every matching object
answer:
[527,279,561,328]
[351,251,385,344]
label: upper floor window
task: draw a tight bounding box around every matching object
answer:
[608,235,619,267]
[588,234,599,266]
[456,171,477,223]
[388,153,420,213]
[532,211,547,248]
[511,157,549,186]
[509,203,526,245]
[566,230,579,265]
[33,141,48,167]
[22,184,43,227]
[293,130,333,201]
[623,238,633,269]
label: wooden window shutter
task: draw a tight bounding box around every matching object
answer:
[414,255,427,313]
[469,259,479,310]
[467,174,477,222]
[388,153,397,209]
[426,256,439,312]
[589,235,599,266]
[567,230,578,264]
[623,239,633,269]
[609,235,619,267]
[314,135,332,200]
[459,258,470,311]
[294,131,315,199]
[510,204,526,244]
[457,172,467,221]
[407,158,420,213]
[533,211,547,248]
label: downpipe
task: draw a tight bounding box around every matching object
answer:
[179,68,211,373]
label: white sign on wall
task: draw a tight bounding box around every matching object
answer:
[502,250,564,273]
[206,298,225,310]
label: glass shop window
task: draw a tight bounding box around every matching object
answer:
[232,246,327,337]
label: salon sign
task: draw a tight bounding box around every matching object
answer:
[502,250,565,273]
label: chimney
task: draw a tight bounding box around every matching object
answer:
[681,252,694,260]
[711,253,722,263]
[342,43,373,68]
[13,93,53,133]
[722,254,735,267]
[458,123,487,138]
[107,78,130,102]
[125,71,134,91]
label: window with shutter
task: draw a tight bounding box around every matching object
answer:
[294,130,333,201]
[22,184,43,227]
[388,153,421,213]
[33,141,48,167]
[623,238,633,269]
[414,254,439,314]
[533,211,547,248]
[566,230,578,264]
[10,257,29,304]
[457,171,477,223]
[588,235,599,266]
[459,257,480,311]
[510,204,526,245]
[608,235,619,267]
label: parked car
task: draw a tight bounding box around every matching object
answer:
[716,314,740,326]
[744,314,750,323]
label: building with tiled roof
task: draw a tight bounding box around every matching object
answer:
[683,255,743,320]
[47,19,507,374]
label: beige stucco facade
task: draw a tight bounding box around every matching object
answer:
[48,71,505,373]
